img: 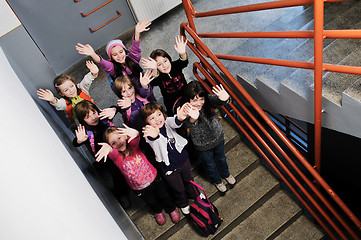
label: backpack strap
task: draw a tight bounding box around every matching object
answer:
[86,130,95,154]
[190,180,213,210]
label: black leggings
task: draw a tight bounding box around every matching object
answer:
[135,174,176,214]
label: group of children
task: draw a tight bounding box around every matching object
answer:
[37,19,235,226]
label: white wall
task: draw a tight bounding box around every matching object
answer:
[0,47,127,240]
[0,0,20,37]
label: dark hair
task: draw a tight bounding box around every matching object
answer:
[183,81,214,119]
[104,126,133,157]
[150,49,172,62]
[111,56,143,80]
[53,74,81,103]
[74,100,101,128]
[140,102,167,122]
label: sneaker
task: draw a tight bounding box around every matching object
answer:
[215,182,227,192]
[181,205,190,215]
[169,208,180,223]
[154,212,166,225]
[225,175,236,185]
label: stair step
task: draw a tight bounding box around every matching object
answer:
[222,190,303,240]
[252,0,360,95]
[167,165,280,240]
[275,215,324,240]
[225,5,314,86]
[343,76,361,104]
[311,47,361,106]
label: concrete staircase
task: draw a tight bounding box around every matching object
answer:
[230,0,361,139]
[124,119,325,239]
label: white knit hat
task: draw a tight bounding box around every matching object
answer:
[105,39,126,58]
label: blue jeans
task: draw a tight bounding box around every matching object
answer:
[198,140,230,184]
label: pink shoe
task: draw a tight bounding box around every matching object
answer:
[169,208,180,223]
[154,212,166,225]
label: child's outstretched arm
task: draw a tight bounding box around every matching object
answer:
[95,143,113,162]
[134,18,151,41]
[117,124,139,143]
[37,88,58,104]
[212,84,230,102]
[174,35,187,60]
[75,124,88,144]
[76,43,101,62]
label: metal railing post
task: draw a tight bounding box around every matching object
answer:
[314,0,324,173]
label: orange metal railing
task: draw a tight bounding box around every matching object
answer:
[181,0,361,239]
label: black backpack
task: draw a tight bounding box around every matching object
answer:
[189,180,223,236]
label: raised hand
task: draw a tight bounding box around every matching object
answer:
[76,43,101,62]
[135,18,151,40]
[117,98,132,109]
[99,107,117,120]
[85,60,99,76]
[75,124,88,144]
[188,106,200,121]
[37,88,57,103]
[141,57,157,70]
[117,124,139,143]
[142,125,160,138]
[212,84,230,102]
[76,43,95,56]
[174,35,187,56]
[176,103,190,121]
[139,70,155,88]
[95,143,113,162]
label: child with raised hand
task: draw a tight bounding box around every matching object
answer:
[141,102,198,215]
[72,100,131,209]
[37,61,98,122]
[183,81,236,193]
[99,70,154,132]
[95,125,180,225]
[76,19,153,99]
[141,35,188,115]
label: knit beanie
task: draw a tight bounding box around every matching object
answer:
[105,39,126,58]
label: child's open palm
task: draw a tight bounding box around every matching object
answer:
[212,84,230,102]
[37,88,55,102]
[117,124,139,143]
[142,125,160,139]
[176,103,190,121]
[140,70,155,88]
[76,43,96,56]
[141,57,157,70]
[135,18,151,34]
[75,124,88,144]
[117,98,132,109]
[188,106,200,120]
[99,107,117,120]
[85,60,99,76]
[174,35,187,55]
[95,143,112,162]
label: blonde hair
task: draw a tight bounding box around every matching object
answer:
[104,126,133,157]
[53,74,80,103]
[113,75,134,98]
